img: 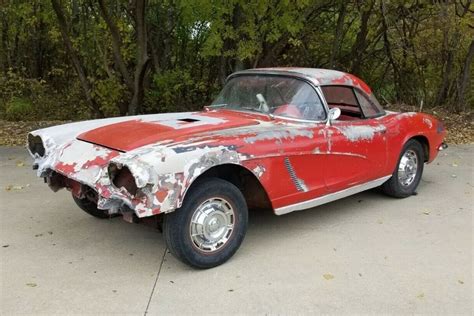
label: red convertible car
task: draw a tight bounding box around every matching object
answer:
[28,68,447,268]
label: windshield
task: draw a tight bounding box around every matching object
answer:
[211,75,327,121]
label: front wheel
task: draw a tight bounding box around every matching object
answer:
[72,193,112,219]
[163,178,248,269]
[382,139,424,198]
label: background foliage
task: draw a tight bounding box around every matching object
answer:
[0,0,473,121]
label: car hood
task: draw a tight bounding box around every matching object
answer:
[77,110,261,152]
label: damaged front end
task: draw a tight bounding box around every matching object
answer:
[27,129,252,220]
[27,134,183,219]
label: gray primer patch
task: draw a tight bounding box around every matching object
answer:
[244,129,314,144]
[337,125,385,142]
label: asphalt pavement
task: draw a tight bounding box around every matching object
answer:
[0,145,472,315]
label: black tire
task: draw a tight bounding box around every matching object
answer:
[72,194,112,219]
[382,139,424,198]
[163,178,248,269]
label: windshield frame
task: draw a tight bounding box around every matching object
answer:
[214,73,329,124]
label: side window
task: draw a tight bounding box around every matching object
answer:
[354,89,385,118]
[321,86,361,118]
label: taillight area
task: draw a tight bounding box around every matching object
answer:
[436,120,445,134]
[108,163,138,196]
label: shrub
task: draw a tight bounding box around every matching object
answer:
[5,97,34,121]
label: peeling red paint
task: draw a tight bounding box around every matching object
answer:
[330,73,371,94]
[82,150,119,169]
[55,161,77,174]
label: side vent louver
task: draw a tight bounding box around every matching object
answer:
[284,157,307,192]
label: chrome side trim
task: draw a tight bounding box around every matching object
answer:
[274,175,392,215]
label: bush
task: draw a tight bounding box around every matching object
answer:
[144,69,219,114]
[91,77,127,117]
[0,70,91,121]
[5,97,34,121]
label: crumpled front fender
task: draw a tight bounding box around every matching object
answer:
[108,143,251,217]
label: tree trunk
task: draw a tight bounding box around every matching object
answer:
[435,3,452,107]
[457,39,474,111]
[380,0,401,102]
[329,1,346,68]
[51,0,103,117]
[128,0,149,115]
[1,11,10,74]
[97,0,133,90]
[349,1,374,74]
[33,1,45,79]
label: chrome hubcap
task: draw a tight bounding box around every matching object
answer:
[398,149,418,186]
[189,197,235,252]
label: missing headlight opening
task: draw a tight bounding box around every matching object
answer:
[109,163,138,196]
[27,134,45,157]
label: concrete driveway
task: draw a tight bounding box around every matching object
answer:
[0,145,472,315]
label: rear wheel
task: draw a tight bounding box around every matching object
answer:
[382,139,424,198]
[163,178,248,269]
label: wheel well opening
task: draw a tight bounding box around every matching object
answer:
[411,136,429,162]
[190,164,272,210]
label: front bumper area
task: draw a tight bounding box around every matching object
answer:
[33,140,180,218]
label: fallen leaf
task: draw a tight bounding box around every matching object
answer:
[16,161,25,167]
[451,162,458,167]
[417,292,424,299]
[5,185,25,191]
[422,211,431,215]
[323,273,334,280]
[26,283,37,287]
[458,280,464,284]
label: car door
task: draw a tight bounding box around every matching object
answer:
[320,85,387,193]
[263,78,330,208]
